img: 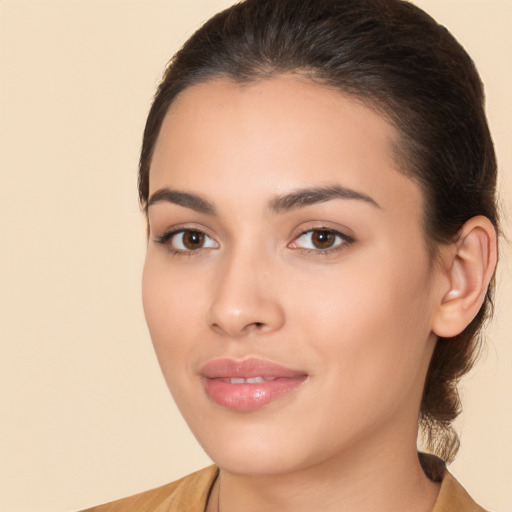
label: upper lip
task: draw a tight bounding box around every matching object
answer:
[200,357,307,379]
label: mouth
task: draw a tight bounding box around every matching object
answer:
[200,357,308,411]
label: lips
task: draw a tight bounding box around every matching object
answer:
[200,358,308,411]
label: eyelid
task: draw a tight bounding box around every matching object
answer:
[153,224,219,254]
[152,222,354,256]
[288,225,355,253]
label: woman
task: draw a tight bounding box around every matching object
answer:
[83,0,498,510]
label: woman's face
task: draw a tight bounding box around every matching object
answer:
[142,76,444,475]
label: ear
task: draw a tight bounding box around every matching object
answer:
[432,216,497,338]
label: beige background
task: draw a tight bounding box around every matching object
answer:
[1,1,510,511]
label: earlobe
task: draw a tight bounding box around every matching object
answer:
[432,216,497,338]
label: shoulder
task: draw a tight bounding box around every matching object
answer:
[78,465,219,512]
[434,470,489,512]
[77,462,489,512]
[419,453,488,512]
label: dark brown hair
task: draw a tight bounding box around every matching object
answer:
[138,0,498,465]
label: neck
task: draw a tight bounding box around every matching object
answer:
[209,431,440,512]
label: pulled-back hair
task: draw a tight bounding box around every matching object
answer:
[138,0,498,466]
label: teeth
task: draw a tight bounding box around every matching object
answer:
[228,376,268,384]
[246,376,265,383]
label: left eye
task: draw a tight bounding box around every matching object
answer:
[290,229,350,251]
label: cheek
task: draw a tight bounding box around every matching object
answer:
[294,250,435,400]
[296,256,431,337]
[141,256,206,377]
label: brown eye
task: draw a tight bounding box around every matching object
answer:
[182,230,205,250]
[161,229,218,252]
[290,228,352,253]
[311,230,336,249]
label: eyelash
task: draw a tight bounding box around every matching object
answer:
[292,227,354,255]
[154,227,354,256]
[155,228,217,257]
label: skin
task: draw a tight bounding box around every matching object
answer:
[142,76,455,512]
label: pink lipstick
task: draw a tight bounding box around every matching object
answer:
[200,358,308,411]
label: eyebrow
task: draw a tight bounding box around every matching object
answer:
[146,188,216,215]
[269,185,381,213]
[146,184,380,216]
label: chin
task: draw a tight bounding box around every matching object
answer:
[208,444,301,476]
[188,411,320,476]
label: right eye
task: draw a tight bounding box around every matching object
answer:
[157,229,218,252]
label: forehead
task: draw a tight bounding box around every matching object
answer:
[150,75,423,220]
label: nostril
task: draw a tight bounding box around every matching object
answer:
[243,321,266,334]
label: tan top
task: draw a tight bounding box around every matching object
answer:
[80,465,487,512]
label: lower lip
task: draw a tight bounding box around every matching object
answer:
[203,376,307,411]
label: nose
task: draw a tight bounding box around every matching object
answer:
[205,249,285,338]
